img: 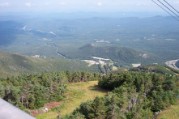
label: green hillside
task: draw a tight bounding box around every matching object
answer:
[130,65,176,74]
[63,43,158,65]
[0,51,96,78]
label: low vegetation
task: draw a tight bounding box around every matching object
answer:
[157,100,179,119]
[37,81,106,119]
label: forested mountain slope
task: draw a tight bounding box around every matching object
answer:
[0,51,94,78]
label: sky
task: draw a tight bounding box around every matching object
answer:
[0,0,179,15]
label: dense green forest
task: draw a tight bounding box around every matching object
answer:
[66,71,179,119]
[0,71,101,110]
[0,65,178,119]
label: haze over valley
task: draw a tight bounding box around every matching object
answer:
[0,14,179,71]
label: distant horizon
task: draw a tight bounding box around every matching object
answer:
[0,11,170,18]
[0,0,178,17]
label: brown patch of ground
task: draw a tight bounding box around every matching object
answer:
[30,102,60,116]
[44,102,60,110]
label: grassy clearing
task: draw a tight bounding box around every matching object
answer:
[157,100,179,119]
[37,81,107,119]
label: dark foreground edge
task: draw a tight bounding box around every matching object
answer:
[0,98,35,119]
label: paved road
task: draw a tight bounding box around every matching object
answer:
[165,59,179,70]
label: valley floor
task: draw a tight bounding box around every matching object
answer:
[36,81,107,119]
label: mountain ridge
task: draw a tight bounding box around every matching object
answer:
[0,51,94,78]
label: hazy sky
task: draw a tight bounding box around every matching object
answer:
[0,0,179,14]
